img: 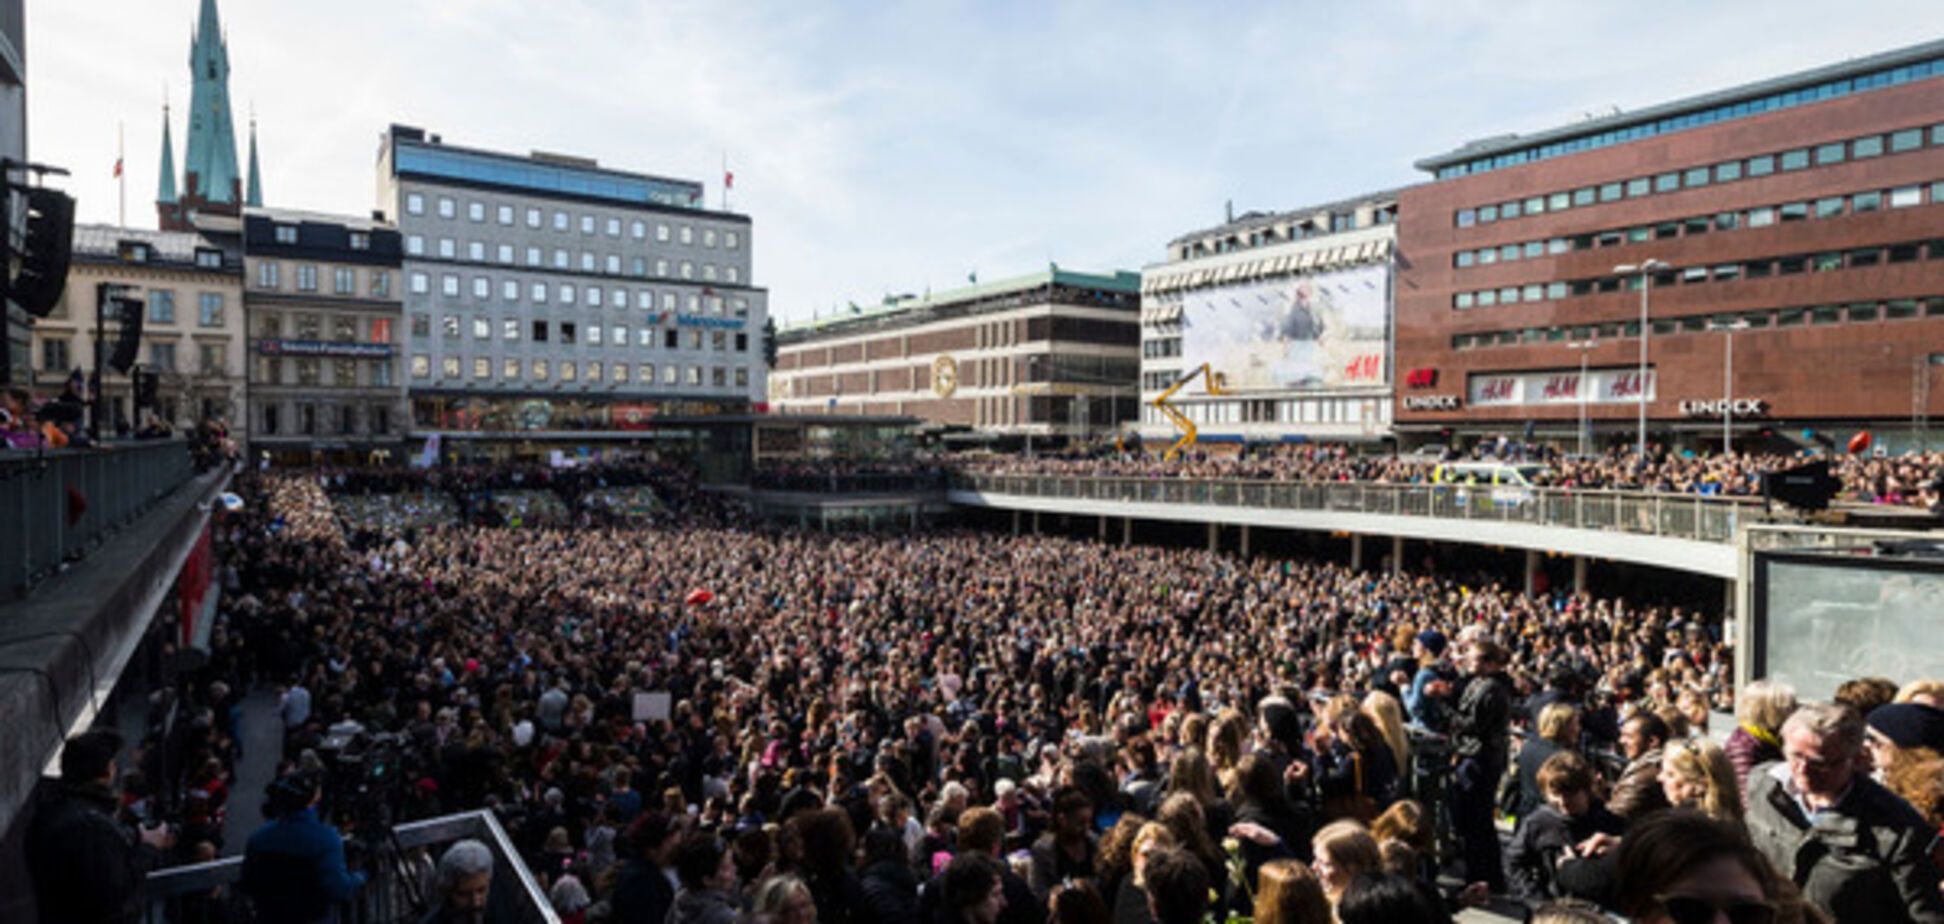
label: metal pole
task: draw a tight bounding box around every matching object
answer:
[93,284,107,444]
[1579,347,1590,457]
[1637,271,1650,459]
[1723,327,1733,457]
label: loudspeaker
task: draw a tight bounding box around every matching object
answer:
[134,369,159,409]
[12,188,76,317]
[107,292,144,374]
[1763,459,1839,511]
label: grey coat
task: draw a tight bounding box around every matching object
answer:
[1745,762,1944,924]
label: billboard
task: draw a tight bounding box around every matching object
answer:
[1179,263,1389,392]
[1467,368,1656,407]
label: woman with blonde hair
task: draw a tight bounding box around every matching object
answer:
[1725,679,1796,791]
[1360,691,1411,776]
[1253,859,1332,924]
[1309,820,1381,908]
[1206,709,1249,789]
[1659,737,1743,823]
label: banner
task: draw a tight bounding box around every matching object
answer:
[415,433,442,468]
[1179,263,1389,392]
[1468,368,1656,407]
[176,524,218,651]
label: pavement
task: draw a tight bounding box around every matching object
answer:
[221,687,285,852]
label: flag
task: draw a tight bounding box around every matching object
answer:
[689,189,702,204]
[968,271,977,285]
[113,157,123,178]
[724,170,734,190]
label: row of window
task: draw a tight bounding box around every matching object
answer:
[1451,236,1944,310]
[133,341,230,375]
[1176,204,1398,260]
[409,355,751,389]
[1132,395,1387,427]
[403,236,743,284]
[1434,54,1944,179]
[405,272,750,317]
[1453,121,1944,228]
[401,192,740,250]
[269,225,374,251]
[255,262,394,298]
[259,402,391,438]
[256,314,394,344]
[1456,179,1944,270]
[136,290,228,328]
[1451,295,1944,351]
[257,356,395,389]
[414,316,748,353]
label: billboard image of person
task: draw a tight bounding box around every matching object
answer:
[1178,263,1388,392]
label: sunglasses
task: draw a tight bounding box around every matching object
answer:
[1656,894,1776,924]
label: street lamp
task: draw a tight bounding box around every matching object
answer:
[1613,259,1670,458]
[1710,318,1751,456]
[1566,338,1598,456]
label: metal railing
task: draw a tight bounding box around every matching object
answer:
[950,472,1760,544]
[0,439,198,601]
[141,809,560,924]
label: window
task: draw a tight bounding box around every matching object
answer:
[1685,216,1710,236]
[438,238,456,259]
[497,244,514,264]
[589,325,604,346]
[1814,197,1845,218]
[656,223,671,242]
[473,317,491,340]
[1715,161,1742,182]
[468,201,486,222]
[1501,201,1521,220]
[412,354,430,378]
[526,207,542,228]
[295,313,322,339]
[1747,206,1775,228]
[296,265,318,291]
[1454,251,1475,268]
[553,211,569,231]
[498,204,514,225]
[1626,177,1650,197]
[441,357,460,378]
[605,254,621,275]
[533,359,549,381]
[1599,182,1623,202]
[613,363,628,383]
[196,248,223,269]
[41,338,69,373]
[1812,252,1843,272]
[1852,191,1881,213]
[637,328,653,346]
[725,231,740,249]
[410,272,430,294]
[1811,306,1841,325]
[1571,187,1595,207]
[1779,149,1810,171]
[631,220,646,239]
[372,272,392,298]
[1715,211,1739,231]
[500,319,518,342]
[473,357,490,379]
[680,261,694,280]
[150,342,177,372]
[1746,155,1774,177]
[580,252,596,272]
[1477,204,1498,223]
[503,358,521,380]
[663,364,678,385]
[526,246,542,267]
[560,283,576,304]
[198,292,224,327]
[561,361,577,382]
[406,235,425,256]
[587,361,603,382]
[334,267,356,294]
[410,315,430,338]
[532,320,549,342]
[437,196,456,219]
[553,249,569,269]
[561,322,578,344]
[1683,167,1710,188]
[258,261,280,288]
[1848,248,1882,268]
[578,215,594,235]
[503,280,520,301]
[406,193,425,215]
[442,314,460,338]
[441,275,460,297]
[1888,186,1921,208]
[1890,128,1923,153]
[606,217,622,237]
[467,241,485,261]
[1653,172,1680,192]
[640,362,655,382]
[655,258,669,276]
[679,225,694,244]
[1522,241,1544,258]
[1477,248,1497,265]
[472,277,490,299]
[1778,256,1806,275]
[687,365,701,386]
[1853,135,1884,158]
[1778,202,1808,222]
[1813,142,1845,165]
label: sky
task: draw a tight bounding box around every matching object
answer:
[26,1,1942,325]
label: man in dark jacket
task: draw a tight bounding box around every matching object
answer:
[1449,637,1514,892]
[921,808,1043,924]
[1026,787,1096,902]
[612,811,684,924]
[240,772,367,923]
[1746,702,1944,924]
[1608,712,1671,824]
[860,826,922,924]
[27,729,174,924]
[1505,752,1622,902]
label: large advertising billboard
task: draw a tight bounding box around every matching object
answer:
[1179,263,1389,392]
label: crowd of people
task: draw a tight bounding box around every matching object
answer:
[23,457,1944,924]
[958,442,1944,511]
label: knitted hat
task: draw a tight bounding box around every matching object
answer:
[1867,703,1944,752]
[1415,631,1448,658]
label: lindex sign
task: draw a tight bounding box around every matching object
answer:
[1679,398,1768,417]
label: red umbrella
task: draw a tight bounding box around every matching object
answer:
[685,588,715,607]
[1848,430,1873,454]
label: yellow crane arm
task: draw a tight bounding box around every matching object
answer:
[1150,363,1225,461]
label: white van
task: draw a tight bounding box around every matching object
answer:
[1433,461,1549,509]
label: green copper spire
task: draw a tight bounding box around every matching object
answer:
[157,103,178,205]
[180,0,241,207]
[245,117,262,207]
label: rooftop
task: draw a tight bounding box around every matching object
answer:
[1166,187,1407,249]
[244,205,395,232]
[781,267,1139,337]
[1417,38,1944,178]
[72,224,239,269]
[386,125,725,215]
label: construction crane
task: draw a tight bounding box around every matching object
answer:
[1151,363,1228,461]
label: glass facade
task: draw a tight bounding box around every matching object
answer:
[395,143,703,209]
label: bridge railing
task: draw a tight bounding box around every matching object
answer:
[0,440,198,602]
[949,473,1761,544]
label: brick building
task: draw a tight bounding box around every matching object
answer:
[1396,40,1944,453]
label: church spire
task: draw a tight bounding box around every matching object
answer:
[158,100,178,207]
[168,0,242,228]
[245,115,262,207]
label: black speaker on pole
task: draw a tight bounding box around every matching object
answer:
[134,367,159,409]
[108,293,144,374]
[13,188,76,317]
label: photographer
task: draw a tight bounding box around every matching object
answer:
[26,728,174,924]
[241,772,367,923]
